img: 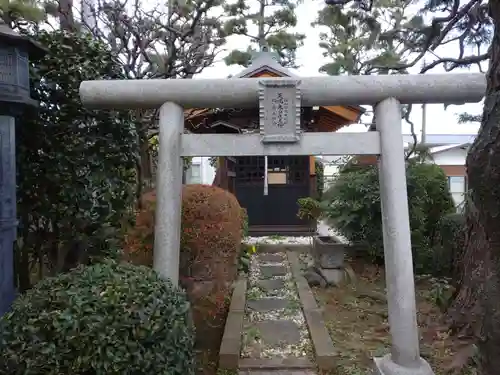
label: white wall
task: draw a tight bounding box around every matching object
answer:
[431,148,468,166]
[185,157,216,185]
[429,147,468,211]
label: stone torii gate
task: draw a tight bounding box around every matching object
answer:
[80,73,485,375]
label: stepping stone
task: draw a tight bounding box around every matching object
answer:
[255,320,301,346]
[258,253,285,263]
[257,279,285,292]
[247,298,289,312]
[260,265,287,278]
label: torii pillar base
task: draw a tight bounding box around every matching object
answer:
[373,355,434,375]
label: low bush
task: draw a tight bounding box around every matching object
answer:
[122,184,244,351]
[322,161,455,274]
[0,260,195,375]
[180,184,243,281]
[434,213,466,278]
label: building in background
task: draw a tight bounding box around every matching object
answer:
[185,157,216,185]
[404,134,476,210]
[321,133,476,211]
[408,143,470,209]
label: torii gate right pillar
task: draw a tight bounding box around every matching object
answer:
[373,97,433,375]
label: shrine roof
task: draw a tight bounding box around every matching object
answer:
[232,50,299,78]
[185,51,365,130]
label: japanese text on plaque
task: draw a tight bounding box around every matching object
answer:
[271,92,289,129]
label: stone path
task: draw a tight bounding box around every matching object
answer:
[240,249,316,374]
[219,244,336,375]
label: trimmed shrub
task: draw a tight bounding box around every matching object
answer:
[122,185,244,351]
[0,260,195,375]
[180,184,243,281]
[124,185,244,277]
[322,161,455,274]
[122,190,156,267]
[434,213,466,278]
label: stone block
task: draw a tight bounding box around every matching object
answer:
[219,311,245,370]
[319,268,345,286]
[303,266,327,288]
[260,265,287,278]
[257,279,285,292]
[313,236,345,269]
[255,320,301,346]
[247,298,289,312]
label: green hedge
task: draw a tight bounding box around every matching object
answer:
[322,161,455,274]
[434,213,466,278]
[0,261,195,375]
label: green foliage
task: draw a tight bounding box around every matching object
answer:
[240,208,249,239]
[318,0,490,75]
[238,243,256,274]
[322,161,455,274]
[209,156,219,168]
[458,112,482,124]
[223,0,305,67]
[314,0,416,76]
[0,260,195,375]
[1,0,46,26]
[16,30,138,289]
[315,159,325,199]
[297,197,323,222]
[434,213,466,279]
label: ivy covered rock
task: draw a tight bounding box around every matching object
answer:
[0,260,195,375]
[322,161,455,274]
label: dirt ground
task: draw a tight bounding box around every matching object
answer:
[313,258,478,375]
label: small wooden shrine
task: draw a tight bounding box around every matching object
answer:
[184,51,364,235]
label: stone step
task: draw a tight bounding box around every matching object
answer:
[256,279,286,292]
[260,265,287,278]
[252,320,302,346]
[258,253,286,263]
[239,370,316,375]
[247,298,289,312]
[238,357,315,371]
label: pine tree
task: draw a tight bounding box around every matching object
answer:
[223,0,305,67]
[0,0,47,27]
[314,0,419,75]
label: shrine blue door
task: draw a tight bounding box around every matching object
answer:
[235,156,310,228]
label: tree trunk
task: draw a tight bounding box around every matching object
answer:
[58,0,75,30]
[447,3,500,374]
[446,206,488,336]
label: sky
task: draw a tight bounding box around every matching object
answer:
[197,0,484,138]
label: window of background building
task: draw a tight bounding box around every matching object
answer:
[448,175,466,210]
[448,176,466,193]
[187,164,201,184]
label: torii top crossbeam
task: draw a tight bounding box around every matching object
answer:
[80,73,486,110]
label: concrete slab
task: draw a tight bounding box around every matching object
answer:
[257,279,286,292]
[255,320,301,346]
[247,298,289,312]
[260,265,287,278]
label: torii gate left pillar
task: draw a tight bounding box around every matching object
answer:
[79,72,486,375]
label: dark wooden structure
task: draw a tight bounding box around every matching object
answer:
[184,52,364,235]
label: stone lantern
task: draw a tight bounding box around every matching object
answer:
[0,23,46,315]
